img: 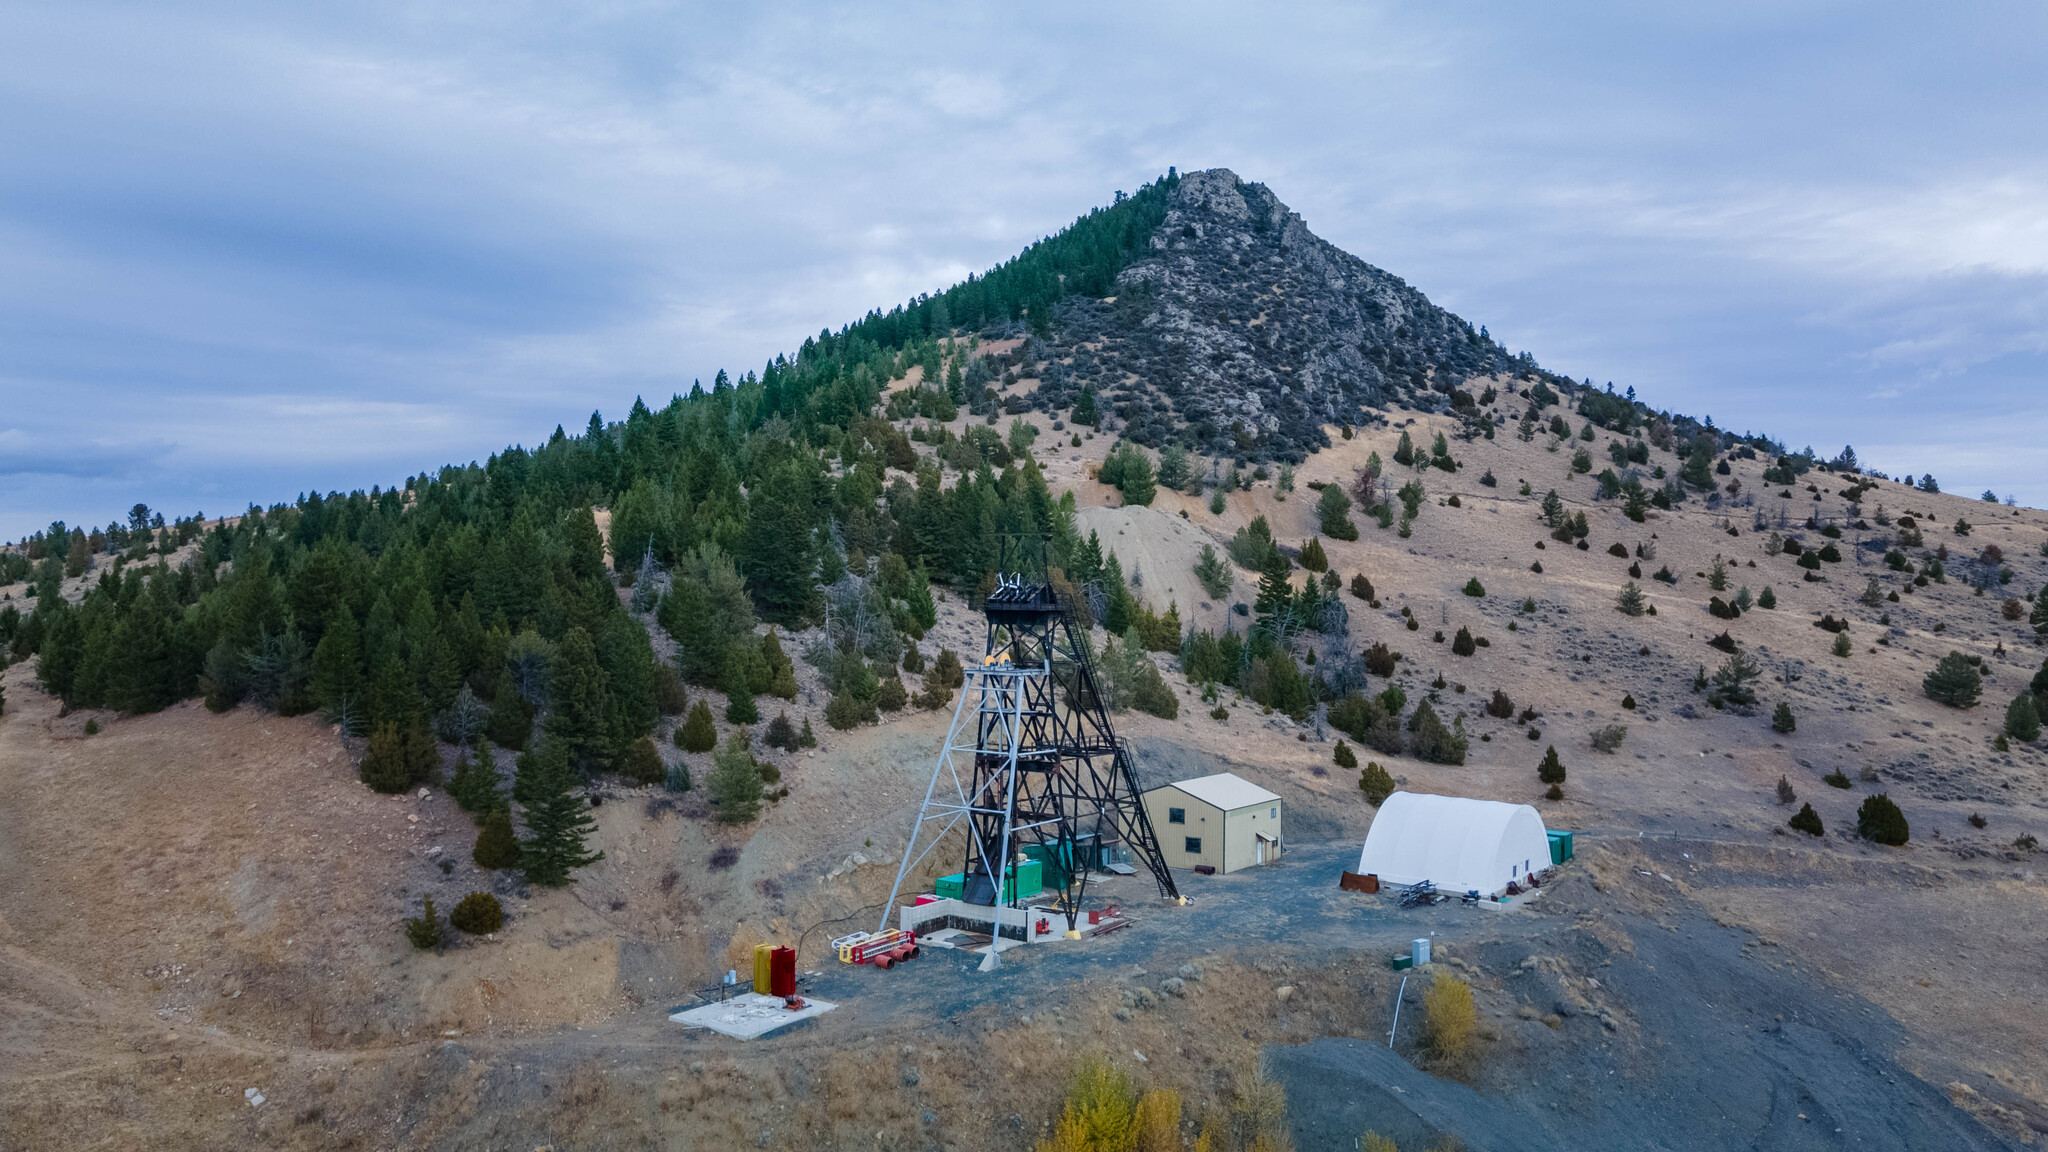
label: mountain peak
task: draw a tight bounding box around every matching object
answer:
[1021,169,1515,461]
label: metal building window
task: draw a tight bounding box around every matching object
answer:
[1184,837,1202,854]
[1270,807,1278,818]
[1168,807,1186,824]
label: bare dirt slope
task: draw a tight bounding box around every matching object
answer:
[3,388,2047,1148]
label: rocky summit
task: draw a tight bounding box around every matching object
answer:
[1030,168,1519,460]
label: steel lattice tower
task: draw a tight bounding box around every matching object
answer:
[881,538,1180,966]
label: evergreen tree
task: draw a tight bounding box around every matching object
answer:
[309,607,363,714]
[596,610,659,757]
[1788,802,1824,837]
[404,712,441,786]
[486,668,533,750]
[472,806,521,869]
[1333,740,1357,769]
[2006,692,2041,743]
[1393,431,1414,466]
[1758,586,1777,610]
[1451,626,1476,656]
[1537,745,1566,786]
[519,738,603,886]
[1409,701,1468,765]
[1856,793,1909,846]
[1299,537,1328,573]
[1254,549,1293,615]
[1316,483,1357,540]
[546,626,613,774]
[2032,593,2048,636]
[761,629,799,699]
[360,722,410,793]
[723,649,761,724]
[709,730,764,824]
[1772,701,1797,734]
[1350,572,1376,602]
[1193,544,1232,600]
[679,700,717,752]
[1615,582,1646,616]
[740,460,821,625]
[453,740,503,814]
[405,897,442,950]
[1923,651,1982,708]
[622,734,664,784]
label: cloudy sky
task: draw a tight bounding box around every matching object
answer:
[3,1,2045,538]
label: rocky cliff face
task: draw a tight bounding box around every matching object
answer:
[1029,168,1516,461]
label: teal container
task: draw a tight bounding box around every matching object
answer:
[1547,830,1575,866]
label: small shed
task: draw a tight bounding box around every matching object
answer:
[1142,772,1283,874]
[1355,792,1551,897]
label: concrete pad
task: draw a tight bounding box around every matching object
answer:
[668,993,837,1039]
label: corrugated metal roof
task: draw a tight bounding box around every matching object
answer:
[1166,772,1281,812]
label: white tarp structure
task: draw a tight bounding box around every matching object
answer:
[1356,792,1551,896]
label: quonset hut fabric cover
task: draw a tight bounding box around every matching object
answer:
[1355,792,1551,897]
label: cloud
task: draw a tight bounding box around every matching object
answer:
[0,427,174,479]
[0,0,2045,534]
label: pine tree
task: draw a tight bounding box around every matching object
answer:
[1789,802,1824,837]
[1615,581,1647,617]
[309,607,363,714]
[2032,593,2048,636]
[1350,572,1376,602]
[453,740,503,814]
[723,649,760,724]
[472,806,521,869]
[1538,745,1566,786]
[1333,740,1357,769]
[709,730,764,824]
[1393,430,1414,466]
[762,629,799,699]
[405,896,442,950]
[1758,586,1777,610]
[360,722,410,793]
[679,700,717,752]
[2006,692,2041,743]
[1451,626,1476,656]
[1254,549,1293,615]
[622,734,664,784]
[1193,544,1232,600]
[1316,483,1357,540]
[1772,701,1797,734]
[486,668,533,750]
[519,738,603,886]
[740,460,821,626]
[1923,651,1982,708]
[1299,537,1328,573]
[402,713,441,786]
[546,626,612,774]
[1856,793,1909,846]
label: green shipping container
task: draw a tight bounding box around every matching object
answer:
[935,859,1044,904]
[1547,830,1575,866]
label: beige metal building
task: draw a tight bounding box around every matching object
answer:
[1142,772,1283,874]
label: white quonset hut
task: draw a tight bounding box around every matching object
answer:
[1356,792,1551,897]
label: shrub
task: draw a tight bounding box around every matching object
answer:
[1537,745,1566,785]
[622,735,664,785]
[1408,701,1468,765]
[1419,974,1478,1067]
[825,690,875,730]
[404,897,442,950]
[1923,652,1982,708]
[1451,627,1476,656]
[679,701,717,752]
[1823,769,1851,789]
[1590,724,1626,753]
[664,762,693,793]
[1546,783,1564,800]
[473,807,521,869]
[1462,578,1485,597]
[449,891,504,935]
[1363,642,1398,677]
[1789,803,1824,837]
[1776,775,1796,804]
[1358,761,1396,805]
[1333,740,1357,769]
[1857,793,1909,845]
[1350,572,1376,602]
[1772,701,1796,734]
[1485,689,1514,719]
[875,675,908,711]
[360,722,411,793]
[1040,1053,1138,1152]
[1608,542,1628,558]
